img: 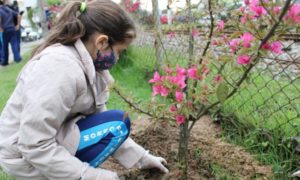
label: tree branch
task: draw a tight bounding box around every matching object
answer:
[189,0,293,130]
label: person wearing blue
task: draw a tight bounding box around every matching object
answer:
[0,0,21,66]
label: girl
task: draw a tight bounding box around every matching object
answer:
[0,1,168,179]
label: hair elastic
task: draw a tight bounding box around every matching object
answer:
[80,2,87,13]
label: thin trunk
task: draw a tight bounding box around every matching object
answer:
[178,121,190,180]
[151,0,164,70]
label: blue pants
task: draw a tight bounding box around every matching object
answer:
[1,30,21,65]
[75,110,131,168]
[0,32,3,63]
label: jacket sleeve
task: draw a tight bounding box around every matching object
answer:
[16,56,99,180]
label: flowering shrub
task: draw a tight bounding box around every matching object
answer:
[146,0,300,178]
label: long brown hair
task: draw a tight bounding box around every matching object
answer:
[31,0,136,57]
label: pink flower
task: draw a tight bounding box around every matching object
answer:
[168,32,175,39]
[240,7,246,13]
[170,106,177,112]
[149,71,162,83]
[212,40,219,45]
[187,67,197,79]
[240,32,254,48]
[250,5,267,17]
[250,0,259,6]
[237,55,251,65]
[160,15,168,24]
[214,74,222,82]
[160,86,169,97]
[176,65,186,76]
[175,91,184,102]
[217,20,225,31]
[274,6,280,15]
[164,65,173,74]
[203,67,210,75]
[262,43,271,50]
[167,75,186,89]
[229,38,240,53]
[270,41,283,54]
[244,0,250,5]
[176,115,185,125]
[285,4,300,24]
[240,16,247,24]
[192,28,199,37]
[152,84,162,96]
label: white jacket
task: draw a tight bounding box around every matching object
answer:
[0,39,146,180]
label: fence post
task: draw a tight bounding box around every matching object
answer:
[151,0,164,70]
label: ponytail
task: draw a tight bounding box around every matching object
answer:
[31,1,85,57]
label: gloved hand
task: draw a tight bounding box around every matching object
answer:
[136,151,169,173]
[292,170,300,177]
[82,167,119,180]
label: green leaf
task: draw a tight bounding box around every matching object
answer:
[216,83,229,104]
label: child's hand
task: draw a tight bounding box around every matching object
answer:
[292,170,300,177]
[136,151,169,173]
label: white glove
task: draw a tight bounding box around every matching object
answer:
[136,151,169,173]
[292,170,300,177]
[82,167,119,180]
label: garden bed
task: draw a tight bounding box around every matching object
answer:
[102,116,272,179]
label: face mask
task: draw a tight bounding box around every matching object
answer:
[93,47,116,71]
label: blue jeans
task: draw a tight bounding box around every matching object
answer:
[75,110,131,167]
[1,30,21,65]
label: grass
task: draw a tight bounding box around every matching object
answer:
[218,72,300,178]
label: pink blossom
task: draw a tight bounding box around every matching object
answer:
[152,84,162,96]
[192,28,199,37]
[176,115,185,125]
[164,66,173,74]
[240,32,254,48]
[149,71,162,83]
[160,86,169,97]
[229,38,240,53]
[250,0,259,6]
[167,75,186,89]
[217,20,225,31]
[187,67,197,79]
[214,74,222,82]
[240,7,246,13]
[270,41,283,54]
[170,106,177,112]
[176,65,186,76]
[244,0,250,5]
[250,5,267,17]
[203,67,210,75]
[274,6,280,15]
[168,32,175,39]
[241,16,247,23]
[285,4,300,24]
[262,43,271,50]
[212,40,219,45]
[175,91,184,102]
[237,55,251,65]
[160,15,168,24]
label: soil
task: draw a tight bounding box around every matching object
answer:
[101,116,272,179]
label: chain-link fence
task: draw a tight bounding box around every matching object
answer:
[120,0,300,177]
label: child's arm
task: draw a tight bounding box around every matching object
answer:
[17,54,112,179]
